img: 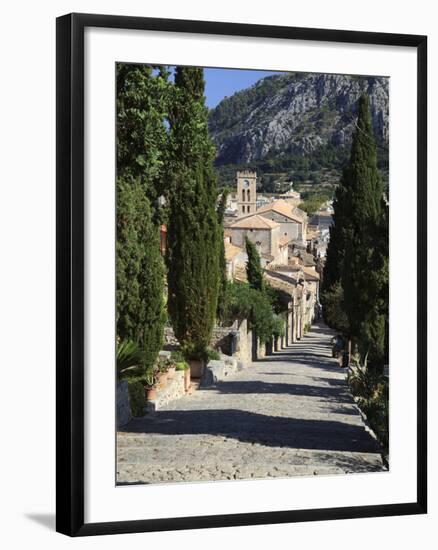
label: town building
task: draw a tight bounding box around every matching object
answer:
[236,170,257,217]
[224,240,247,280]
[228,214,288,266]
[256,199,308,243]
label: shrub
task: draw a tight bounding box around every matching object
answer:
[175,361,190,371]
[137,366,157,388]
[179,344,220,362]
[156,357,173,373]
[205,348,221,361]
[348,360,388,452]
[127,379,145,417]
[170,350,185,363]
[271,314,285,339]
[116,339,146,378]
[222,282,279,344]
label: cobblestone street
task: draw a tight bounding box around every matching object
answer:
[117,323,386,484]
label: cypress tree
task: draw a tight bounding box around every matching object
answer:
[166,67,221,355]
[117,63,170,211]
[245,237,264,291]
[322,94,388,370]
[116,64,168,367]
[116,177,166,367]
[340,95,387,369]
[321,162,350,335]
[217,188,229,320]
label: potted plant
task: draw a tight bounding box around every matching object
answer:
[142,370,158,401]
[165,358,176,379]
[182,344,207,378]
[155,359,169,387]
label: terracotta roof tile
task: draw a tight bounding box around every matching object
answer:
[224,242,244,261]
[257,199,307,223]
[230,214,280,230]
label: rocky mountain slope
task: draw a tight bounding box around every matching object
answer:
[208,72,389,169]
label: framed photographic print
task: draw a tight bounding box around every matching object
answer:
[56,13,427,536]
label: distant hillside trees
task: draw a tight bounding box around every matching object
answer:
[322,95,388,371]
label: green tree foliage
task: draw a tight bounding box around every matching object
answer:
[245,237,264,291]
[116,177,166,368]
[341,96,387,369]
[208,75,286,136]
[320,282,349,335]
[322,172,349,294]
[216,188,229,320]
[322,95,388,370]
[116,63,168,368]
[222,282,277,344]
[117,64,171,210]
[298,194,329,216]
[166,67,221,355]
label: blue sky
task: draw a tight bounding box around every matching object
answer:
[203,68,283,109]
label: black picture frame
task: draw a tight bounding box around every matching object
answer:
[56,12,427,537]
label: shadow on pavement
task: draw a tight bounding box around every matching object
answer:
[121,408,381,454]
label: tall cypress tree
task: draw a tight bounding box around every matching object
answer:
[320,173,350,334]
[322,95,388,370]
[340,95,387,369]
[116,64,168,367]
[117,63,170,211]
[116,177,166,367]
[166,67,221,355]
[245,237,264,291]
[217,188,229,320]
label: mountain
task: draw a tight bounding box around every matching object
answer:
[208,72,389,188]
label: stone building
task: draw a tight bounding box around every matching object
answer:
[236,170,257,217]
[256,199,308,243]
[232,256,319,348]
[228,214,288,266]
[265,258,320,343]
[224,240,247,280]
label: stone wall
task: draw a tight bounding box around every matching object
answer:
[258,340,266,359]
[233,318,253,366]
[147,370,186,412]
[163,326,179,348]
[200,355,242,387]
[210,325,236,355]
[163,324,237,355]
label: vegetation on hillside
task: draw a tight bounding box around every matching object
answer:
[209,72,389,194]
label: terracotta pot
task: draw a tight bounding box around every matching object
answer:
[145,386,157,401]
[188,359,205,378]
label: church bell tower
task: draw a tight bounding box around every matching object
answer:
[236,170,257,217]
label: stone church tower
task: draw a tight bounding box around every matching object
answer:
[236,170,257,217]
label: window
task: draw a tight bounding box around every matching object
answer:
[242,189,245,201]
[247,189,251,201]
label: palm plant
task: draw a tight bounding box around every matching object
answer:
[116,339,146,377]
